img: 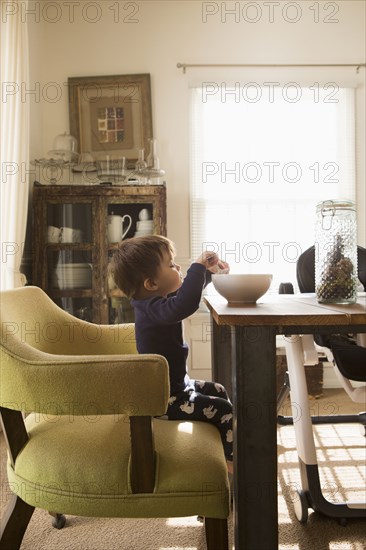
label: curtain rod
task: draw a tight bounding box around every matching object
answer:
[177,62,366,74]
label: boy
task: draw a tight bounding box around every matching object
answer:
[109,235,233,473]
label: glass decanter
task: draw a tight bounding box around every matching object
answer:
[135,149,147,184]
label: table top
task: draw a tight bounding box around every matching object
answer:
[203,293,366,329]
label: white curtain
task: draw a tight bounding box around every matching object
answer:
[0,0,30,290]
[190,84,356,291]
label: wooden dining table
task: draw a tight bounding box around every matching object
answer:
[203,293,366,550]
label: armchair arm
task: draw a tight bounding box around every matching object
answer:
[0,346,169,417]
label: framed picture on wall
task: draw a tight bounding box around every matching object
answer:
[68,74,153,168]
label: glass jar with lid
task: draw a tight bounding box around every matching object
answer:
[315,200,358,304]
[48,132,78,162]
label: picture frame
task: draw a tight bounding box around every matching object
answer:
[68,74,153,168]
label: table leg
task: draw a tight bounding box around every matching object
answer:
[232,325,278,550]
[211,319,233,399]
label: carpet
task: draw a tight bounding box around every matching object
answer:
[1,390,365,550]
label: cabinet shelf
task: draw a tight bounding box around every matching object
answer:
[46,244,95,250]
[33,183,167,324]
[48,289,93,298]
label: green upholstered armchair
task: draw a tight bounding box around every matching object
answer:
[0,286,229,550]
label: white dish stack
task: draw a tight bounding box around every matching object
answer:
[134,220,154,236]
[52,263,92,289]
[134,208,153,236]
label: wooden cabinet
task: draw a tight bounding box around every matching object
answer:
[32,183,167,324]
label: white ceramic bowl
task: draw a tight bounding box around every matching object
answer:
[211,274,272,304]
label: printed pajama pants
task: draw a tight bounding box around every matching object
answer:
[166,380,233,461]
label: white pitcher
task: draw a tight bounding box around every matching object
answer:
[107,214,132,243]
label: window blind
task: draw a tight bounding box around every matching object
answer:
[190,85,356,290]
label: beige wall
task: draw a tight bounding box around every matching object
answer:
[27,0,366,262]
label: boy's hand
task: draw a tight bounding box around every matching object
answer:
[195,252,230,274]
[213,259,230,274]
[195,251,218,268]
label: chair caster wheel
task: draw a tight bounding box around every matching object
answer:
[52,514,66,529]
[338,517,347,526]
[294,490,308,523]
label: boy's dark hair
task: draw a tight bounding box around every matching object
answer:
[109,235,176,299]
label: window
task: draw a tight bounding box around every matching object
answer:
[190,84,356,291]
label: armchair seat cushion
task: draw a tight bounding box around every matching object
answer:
[8,414,229,520]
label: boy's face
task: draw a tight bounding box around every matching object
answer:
[149,250,182,297]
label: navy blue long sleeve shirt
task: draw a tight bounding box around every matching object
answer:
[131,263,210,396]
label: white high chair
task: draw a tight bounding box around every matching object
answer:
[277,245,366,523]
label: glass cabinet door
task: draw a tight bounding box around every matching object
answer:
[47,203,92,243]
[45,202,94,321]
